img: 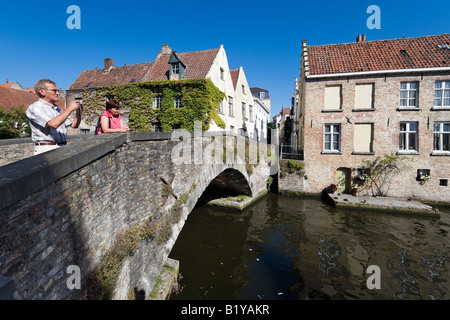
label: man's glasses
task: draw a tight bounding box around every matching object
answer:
[44,88,60,93]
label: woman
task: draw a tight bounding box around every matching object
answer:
[95,100,129,134]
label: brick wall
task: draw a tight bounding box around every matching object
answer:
[0,132,271,299]
[297,72,450,203]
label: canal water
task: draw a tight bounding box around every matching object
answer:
[169,193,449,300]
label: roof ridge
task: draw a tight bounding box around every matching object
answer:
[308,33,450,47]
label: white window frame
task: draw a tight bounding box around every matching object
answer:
[174,96,182,108]
[399,121,419,153]
[152,96,162,109]
[324,124,341,152]
[220,68,224,81]
[242,102,246,119]
[434,81,450,108]
[433,122,450,153]
[171,63,179,75]
[228,96,234,117]
[399,82,418,108]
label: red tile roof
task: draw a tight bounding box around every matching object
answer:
[69,47,221,90]
[0,86,65,111]
[230,68,240,90]
[69,62,154,90]
[308,33,450,75]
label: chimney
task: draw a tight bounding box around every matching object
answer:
[104,58,114,69]
[356,35,362,42]
[161,44,172,55]
[6,78,8,83]
[362,34,366,41]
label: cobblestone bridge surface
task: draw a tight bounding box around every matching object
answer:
[0,132,274,299]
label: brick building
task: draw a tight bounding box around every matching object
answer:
[296,33,450,203]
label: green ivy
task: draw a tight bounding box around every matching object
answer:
[82,79,226,131]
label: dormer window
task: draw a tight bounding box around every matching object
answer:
[169,52,185,80]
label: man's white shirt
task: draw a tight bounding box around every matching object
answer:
[26,99,72,143]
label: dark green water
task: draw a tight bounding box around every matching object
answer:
[169,193,449,300]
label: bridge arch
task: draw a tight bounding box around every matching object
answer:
[0,132,272,300]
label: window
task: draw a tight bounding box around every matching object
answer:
[249,105,253,122]
[242,103,246,119]
[324,124,341,152]
[324,85,342,110]
[152,96,162,109]
[353,123,373,153]
[399,121,418,152]
[174,96,182,108]
[260,92,265,99]
[218,100,224,114]
[399,82,418,108]
[151,122,161,132]
[220,68,224,81]
[440,179,448,187]
[171,63,179,75]
[242,85,245,94]
[228,96,234,117]
[433,122,450,152]
[434,81,450,107]
[355,84,374,109]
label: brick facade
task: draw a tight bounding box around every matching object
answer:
[295,35,450,204]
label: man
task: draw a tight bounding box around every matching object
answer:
[26,79,82,155]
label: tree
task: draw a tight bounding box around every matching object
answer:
[359,153,403,196]
[0,106,30,139]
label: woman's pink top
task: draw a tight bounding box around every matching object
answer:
[96,110,122,134]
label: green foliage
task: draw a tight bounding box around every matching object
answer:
[279,160,305,178]
[84,219,157,300]
[0,106,30,139]
[81,79,226,131]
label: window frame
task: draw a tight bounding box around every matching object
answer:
[433,121,450,153]
[171,63,179,75]
[323,124,341,153]
[398,121,419,153]
[152,95,162,109]
[174,96,182,108]
[228,96,234,117]
[434,80,450,108]
[399,81,419,109]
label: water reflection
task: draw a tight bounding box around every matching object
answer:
[169,194,449,300]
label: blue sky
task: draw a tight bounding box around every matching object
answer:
[1,0,449,118]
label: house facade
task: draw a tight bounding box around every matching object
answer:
[66,45,255,137]
[297,33,450,203]
[250,87,271,142]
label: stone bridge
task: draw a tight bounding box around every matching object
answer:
[0,132,276,300]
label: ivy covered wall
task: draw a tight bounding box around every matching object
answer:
[81,79,226,132]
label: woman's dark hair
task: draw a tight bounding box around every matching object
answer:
[106,100,121,110]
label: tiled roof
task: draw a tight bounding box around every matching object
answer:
[69,47,221,90]
[308,33,450,75]
[230,68,240,90]
[69,62,154,90]
[0,86,65,111]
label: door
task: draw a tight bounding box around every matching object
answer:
[336,167,351,193]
